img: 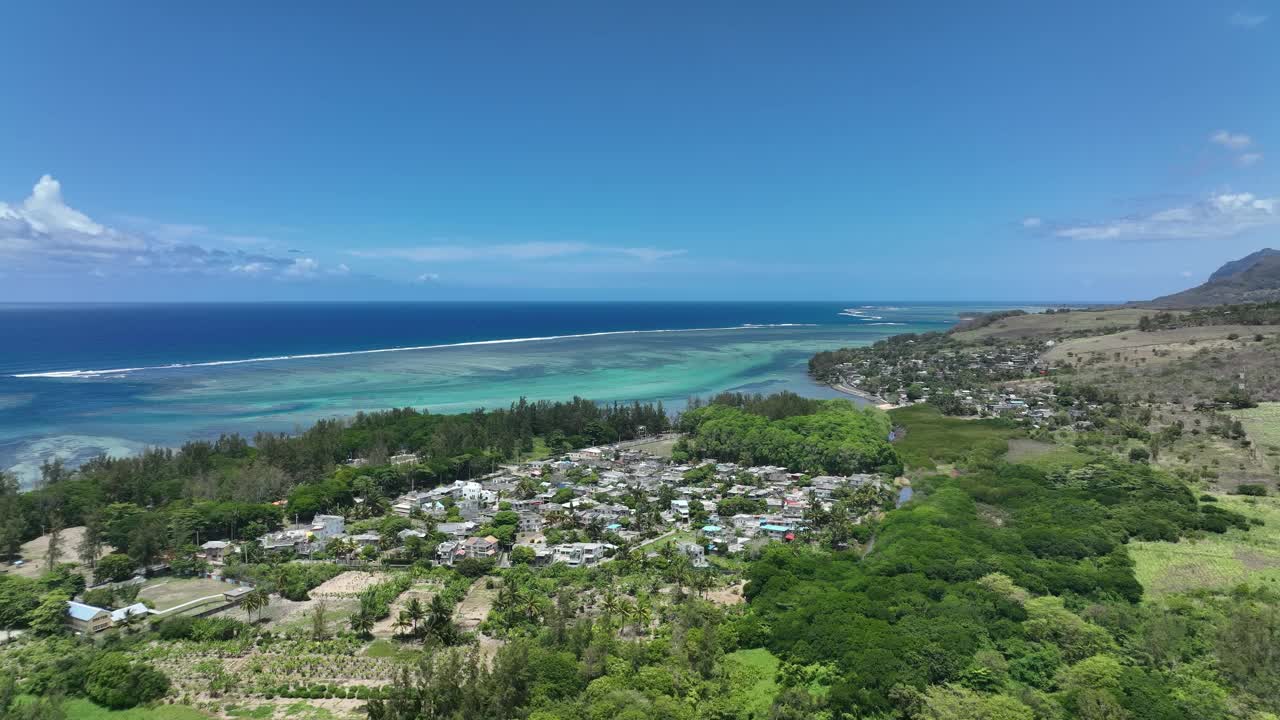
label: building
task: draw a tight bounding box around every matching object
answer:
[199,540,234,564]
[436,540,462,566]
[517,512,544,533]
[461,535,499,560]
[677,541,708,568]
[390,452,420,466]
[311,514,346,538]
[110,603,151,625]
[66,601,112,634]
[550,542,614,568]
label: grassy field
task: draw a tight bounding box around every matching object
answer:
[1231,401,1280,454]
[1042,325,1267,368]
[52,698,211,720]
[723,648,781,718]
[1130,493,1280,597]
[950,308,1149,342]
[137,577,235,611]
[888,404,1021,470]
[1005,439,1090,470]
[637,437,678,458]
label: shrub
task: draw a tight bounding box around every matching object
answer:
[85,652,170,709]
[157,615,198,640]
[1234,484,1268,497]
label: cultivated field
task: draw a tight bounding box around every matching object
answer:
[1130,493,1280,596]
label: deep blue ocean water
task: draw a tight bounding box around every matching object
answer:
[0,301,1029,486]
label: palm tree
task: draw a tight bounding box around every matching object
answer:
[405,597,426,634]
[692,570,714,599]
[242,588,268,623]
[668,555,691,599]
[392,615,410,637]
[519,590,542,623]
[349,610,374,638]
[599,591,622,628]
[271,565,291,596]
[426,594,456,645]
[632,598,653,638]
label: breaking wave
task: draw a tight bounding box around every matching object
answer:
[13,323,820,379]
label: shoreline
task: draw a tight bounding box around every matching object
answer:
[831,382,899,410]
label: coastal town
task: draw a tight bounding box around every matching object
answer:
[53,435,901,637]
[812,332,1062,419]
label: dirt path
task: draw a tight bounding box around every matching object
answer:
[455,577,498,632]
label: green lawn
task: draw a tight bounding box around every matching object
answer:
[889,404,1022,470]
[722,648,780,718]
[1130,493,1280,596]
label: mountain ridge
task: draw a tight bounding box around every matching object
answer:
[1148,248,1280,307]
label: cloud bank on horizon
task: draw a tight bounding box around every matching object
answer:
[0,175,344,282]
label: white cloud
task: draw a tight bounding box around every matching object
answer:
[1021,217,1043,228]
[1229,11,1268,27]
[1238,153,1263,167]
[0,175,328,281]
[1,175,146,259]
[351,241,686,264]
[1210,130,1253,150]
[414,272,441,284]
[231,262,271,276]
[282,257,320,278]
[1180,270,1194,278]
[1049,191,1280,241]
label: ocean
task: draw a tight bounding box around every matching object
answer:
[0,301,1029,487]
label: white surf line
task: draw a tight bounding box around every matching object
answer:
[12,323,820,379]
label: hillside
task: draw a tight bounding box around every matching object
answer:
[1150,248,1280,307]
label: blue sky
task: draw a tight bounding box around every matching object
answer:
[1,1,1278,302]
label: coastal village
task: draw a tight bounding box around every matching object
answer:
[821,336,1062,419]
[58,436,899,634]
[253,440,894,568]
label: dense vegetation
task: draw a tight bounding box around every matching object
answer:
[675,398,901,475]
[743,442,1272,718]
[1138,301,1280,331]
[887,404,1022,469]
[0,397,670,569]
[3,383,1276,719]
